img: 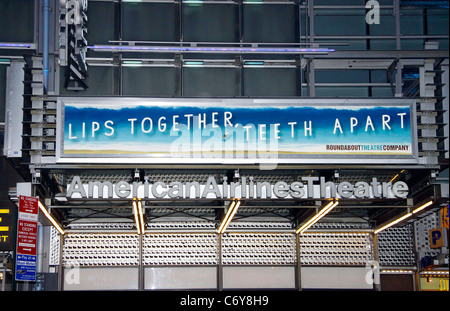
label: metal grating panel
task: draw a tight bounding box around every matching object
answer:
[145,173,221,183]
[311,222,370,230]
[66,173,133,184]
[146,221,216,231]
[377,224,415,266]
[244,174,296,183]
[55,222,419,268]
[222,233,297,265]
[143,233,218,265]
[228,221,293,230]
[62,234,139,267]
[414,212,441,258]
[49,227,61,266]
[68,222,135,230]
[300,232,373,266]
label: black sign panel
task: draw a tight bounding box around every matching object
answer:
[0,201,15,251]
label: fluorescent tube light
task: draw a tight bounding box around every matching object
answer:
[389,170,405,183]
[412,200,433,214]
[38,201,65,235]
[122,60,143,67]
[218,200,241,234]
[133,199,142,235]
[296,200,339,234]
[0,43,32,48]
[137,200,145,234]
[374,201,434,234]
[88,45,334,54]
[184,61,204,67]
[374,212,412,234]
[133,198,145,234]
[243,0,263,4]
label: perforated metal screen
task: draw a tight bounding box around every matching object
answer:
[56,221,418,268]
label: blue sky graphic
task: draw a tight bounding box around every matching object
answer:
[64,104,412,153]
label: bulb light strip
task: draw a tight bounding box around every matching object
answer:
[133,199,143,235]
[38,201,65,235]
[296,200,339,234]
[218,200,241,234]
[374,212,412,235]
[412,200,433,214]
[137,200,145,234]
[374,200,434,234]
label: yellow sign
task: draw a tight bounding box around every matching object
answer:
[0,209,10,233]
[429,228,447,248]
[420,277,449,291]
[0,209,11,249]
[442,206,449,229]
[440,279,449,291]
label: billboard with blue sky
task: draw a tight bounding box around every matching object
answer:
[57,98,417,164]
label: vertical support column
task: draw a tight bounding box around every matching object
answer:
[395,61,404,97]
[177,0,183,96]
[113,0,122,95]
[176,54,183,97]
[307,0,314,44]
[307,59,315,97]
[394,0,401,50]
[43,0,50,92]
[58,233,64,291]
[295,0,302,96]
[217,233,223,291]
[296,233,302,291]
[138,233,144,291]
[372,232,381,291]
[235,0,243,97]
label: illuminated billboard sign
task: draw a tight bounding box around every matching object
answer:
[57,98,417,165]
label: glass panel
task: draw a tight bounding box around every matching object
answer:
[243,68,297,96]
[315,87,369,97]
[401,39,425,50]
[427,9,449,35]
[400,9,424,35]
[316,70,370,83]
[87,1,115,45]
[371,87,393,97]
[370,70,388,83]
[183,4,236,42]
[183,67,236,97]
[122,3,177,42]
[0,0,34,42]
[243,4,297,43]
[0,65,6,122]
[122,67,177,96]
[370,39,397,50]
[368,9,396,36]
[60,66,113,96]
[315,9,366,36]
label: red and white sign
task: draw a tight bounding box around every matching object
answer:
[17,196,39,256]
[17,219,38,255]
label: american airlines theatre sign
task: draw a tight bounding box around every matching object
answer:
[56,97,418,164]
[67,176,409,200]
